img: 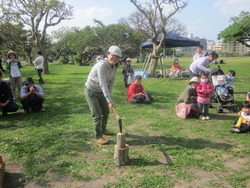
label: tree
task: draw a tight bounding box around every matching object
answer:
[0,22,32,61]
[1,0,73,73]
[218,11,250,47]
[129,0,187,77]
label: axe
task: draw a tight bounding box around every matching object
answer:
[112,107,122,133]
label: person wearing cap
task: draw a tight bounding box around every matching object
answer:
[0,72,19,116]
[176,76,200,119]
[84,46,122,145]
[5,51,22,100]
[33,51,44,84]
[122,58,134,88]
[171,58,184,78]
[20,77,45,114]
[127,75,152,103]
[189,51,218,78]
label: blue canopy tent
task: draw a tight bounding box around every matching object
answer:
[138,32,200,78]
[140,31,200,48]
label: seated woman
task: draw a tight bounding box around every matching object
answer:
[171,58,184,77]
[127,75,152,103]
[176,77,200,119]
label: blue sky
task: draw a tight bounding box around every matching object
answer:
[50,0,250,43]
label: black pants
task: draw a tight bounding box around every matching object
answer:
[1,101,19,115]
[37,69,44,84]
[132,92,152,103]
[21,95,44,112]
[234,121,250,133]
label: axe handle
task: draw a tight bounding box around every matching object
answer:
[112,107,120,120]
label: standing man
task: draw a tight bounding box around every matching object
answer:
[20,77,45,114]
[193,45,203,61]
[0,72,19,116]
[33,51,44,84]
[84,46,122,145]
[189,51,218,78]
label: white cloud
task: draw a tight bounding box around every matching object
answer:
[67,7,113,27]
[214,0,250,16]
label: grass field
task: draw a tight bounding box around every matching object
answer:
[1,56,250,188]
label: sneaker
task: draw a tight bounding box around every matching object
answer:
[23,110,28,114]
[103,130,115,135]
[40,108,46,112]
[199,115,205,120]
[230,127,240,133]
[205,116,210,120]
[96,137,109,145]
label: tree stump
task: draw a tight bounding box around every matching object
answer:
[114,133,130,166]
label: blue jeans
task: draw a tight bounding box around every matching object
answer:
[1,101,19,115]
[197,103,209,116]
[189,70,198,78]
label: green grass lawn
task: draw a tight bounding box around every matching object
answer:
[1,56,250,188]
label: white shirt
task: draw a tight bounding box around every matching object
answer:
[33,55,44,69]
[10,62,21,77]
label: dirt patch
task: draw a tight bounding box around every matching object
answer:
[174,168,232,188]
[222,158,249,171]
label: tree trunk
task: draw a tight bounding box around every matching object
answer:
[148,46,160,77]
[43,54,49,74]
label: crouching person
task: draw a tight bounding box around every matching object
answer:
[127,75,152,103]
[20,77,45,114]
[231,101,250,133]
[0,72,19,115]
[176,77,200,119]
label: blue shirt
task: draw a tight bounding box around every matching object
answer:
[20,84,44,97]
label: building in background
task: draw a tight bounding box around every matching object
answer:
[213,41,250,54]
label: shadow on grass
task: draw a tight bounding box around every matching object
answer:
[3,172,24,188]
[126,134,232,150]
[126,134,233,166]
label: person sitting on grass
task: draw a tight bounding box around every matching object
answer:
[176,76,200,119]
[231,101,250,133]
[127,75,152,103]
[0,72,19,116]
[171,58,184,78]
[20,77,45,114]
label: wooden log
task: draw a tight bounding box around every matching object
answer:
[116,133,126,148]
[114,144,130,166]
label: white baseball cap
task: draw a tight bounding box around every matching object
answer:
[108,46,122,58]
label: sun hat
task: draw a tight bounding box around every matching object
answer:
[25,77,34,85]
[174,58,179,62]
[126,58,131,62]
[108,46,122,58]
[189,76,200,83]
[7,51,18,59]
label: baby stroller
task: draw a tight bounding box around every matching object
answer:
[209,66,239,113]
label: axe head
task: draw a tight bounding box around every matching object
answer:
[118,117,122,133]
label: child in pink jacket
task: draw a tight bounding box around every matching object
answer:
[196,73,214,120]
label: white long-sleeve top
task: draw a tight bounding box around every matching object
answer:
[33,55,44,70]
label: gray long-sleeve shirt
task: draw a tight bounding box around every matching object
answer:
[189,56,210,74]
[85,58,117,103]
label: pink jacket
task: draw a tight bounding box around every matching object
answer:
[196,82,214,98]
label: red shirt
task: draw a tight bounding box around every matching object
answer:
[127,82,144,101]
